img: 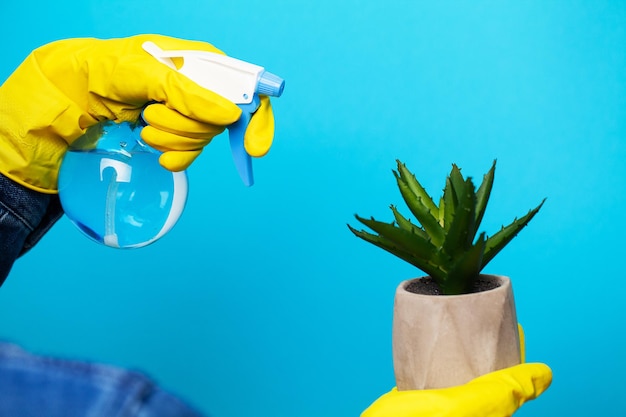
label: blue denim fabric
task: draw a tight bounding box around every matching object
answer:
[0,173,64,286]
[0,341,208,417]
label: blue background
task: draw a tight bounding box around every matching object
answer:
[1,1,624,416]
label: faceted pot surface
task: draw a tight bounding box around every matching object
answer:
[392,274,521,390]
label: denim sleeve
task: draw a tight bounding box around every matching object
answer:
[0,341,208,417]
[0,173,63,286]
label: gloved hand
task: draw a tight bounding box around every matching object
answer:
[362,325,552,417]
[361,362,552,417]
[0,34,275,193]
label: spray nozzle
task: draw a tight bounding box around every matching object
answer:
[142,41,285,186]
[257,71,285,97]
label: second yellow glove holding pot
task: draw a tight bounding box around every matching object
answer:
[362,362,552,417]
[0,34,275,193]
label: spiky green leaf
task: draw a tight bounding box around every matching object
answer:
[395,161,439,218]
[437,196,445,226]
[390,205,428,239]
[441,232,486,294]
[442,178,477,257]
[394,172,445,245]
[482,199,546,268]
[352,215,439,260]
[449,164,466,202]
[442,177,457,232]
[347,224,444,279]
[474,160,496,235]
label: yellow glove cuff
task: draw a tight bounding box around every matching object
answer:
[0,49,97,193]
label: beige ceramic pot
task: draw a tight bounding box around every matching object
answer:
[392,274,521,390]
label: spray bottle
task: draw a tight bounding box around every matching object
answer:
[57,42,285,249]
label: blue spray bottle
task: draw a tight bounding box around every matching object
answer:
[58,42,285,249]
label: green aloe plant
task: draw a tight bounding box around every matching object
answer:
[348,160,545,295]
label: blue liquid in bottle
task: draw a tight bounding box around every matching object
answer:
[58,121,188,248]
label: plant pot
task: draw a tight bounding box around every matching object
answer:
[392,274,521,390]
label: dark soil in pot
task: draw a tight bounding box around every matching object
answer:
[405,275,502,296]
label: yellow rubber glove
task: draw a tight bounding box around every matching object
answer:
[0,34,275,193]
[362,325,551,417]
[361,363,552,417]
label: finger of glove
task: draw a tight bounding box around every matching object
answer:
[244,95,275,157]
[143,103,225,138]
[469,363,553,403]
[361,363,552,417]
[158,150,203,172]
[140,126,214,152]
